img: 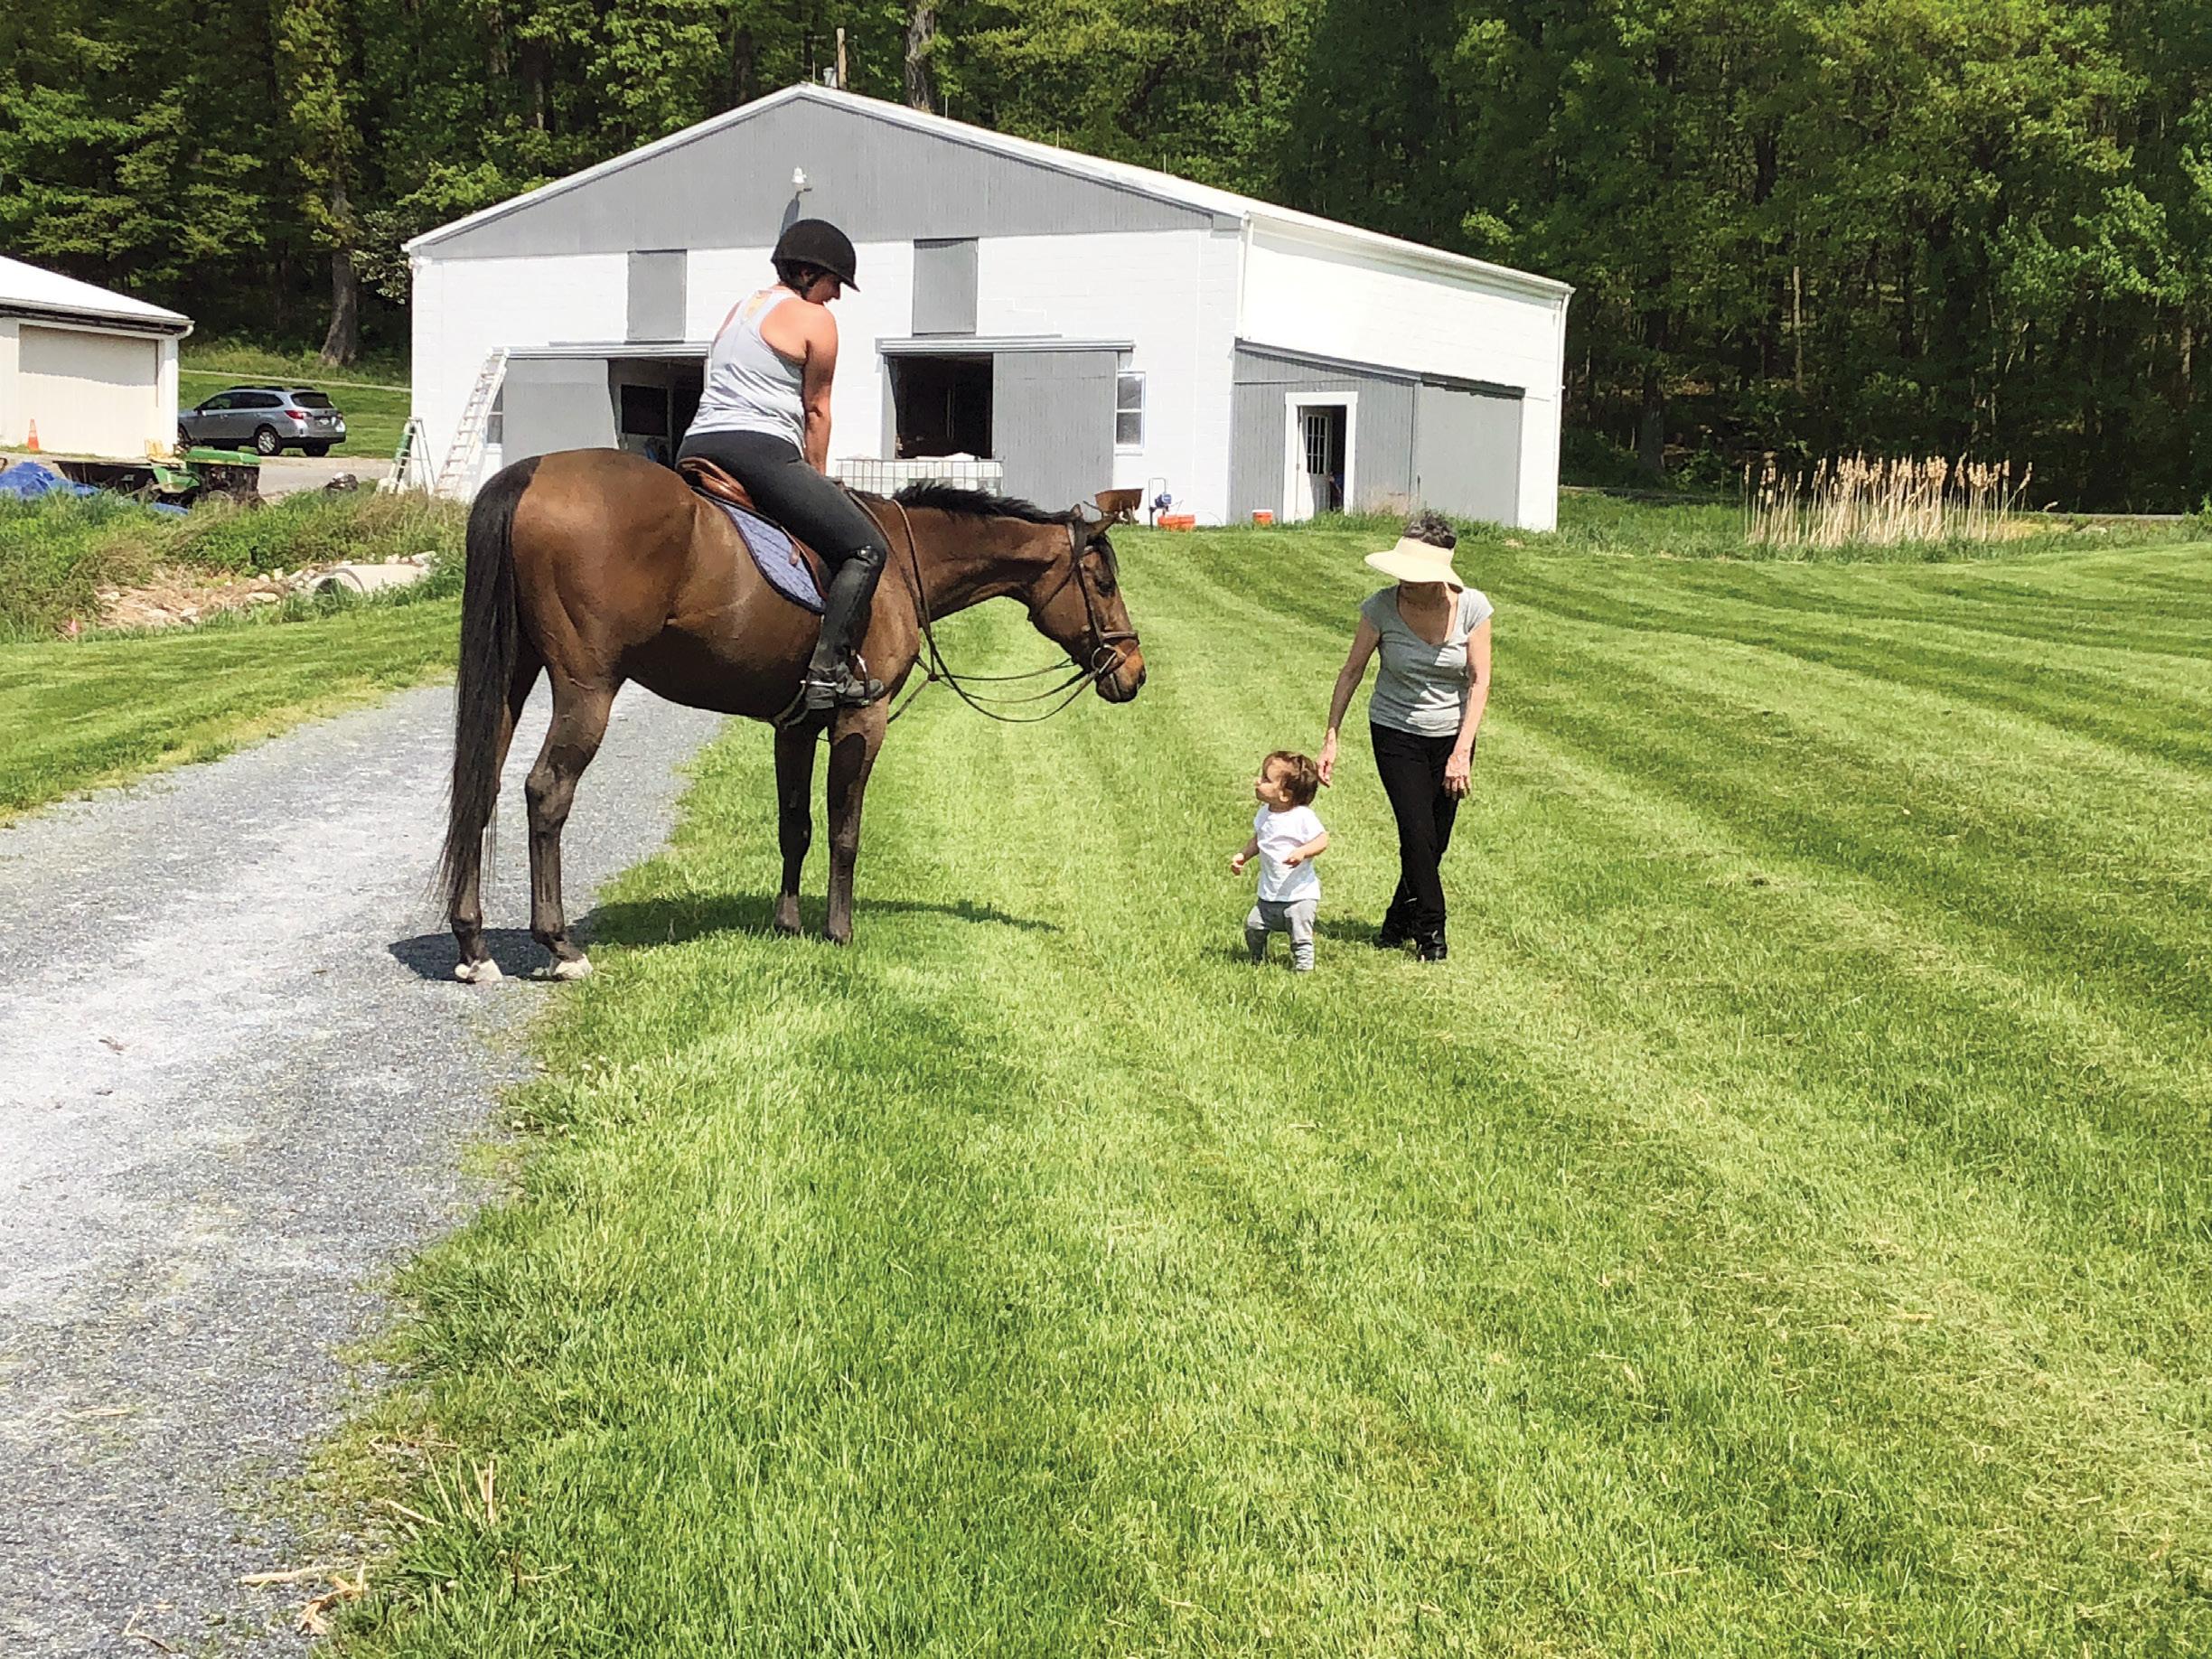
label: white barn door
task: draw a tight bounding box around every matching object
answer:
[18,325,160,459]
[1280,393,1357,522]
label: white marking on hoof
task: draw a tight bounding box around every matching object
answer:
[548,954,594,981]
[455,958,503,985]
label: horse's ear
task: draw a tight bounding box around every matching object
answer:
[1071,501,1105,528]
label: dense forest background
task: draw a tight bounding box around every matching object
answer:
[4,1,2208,507]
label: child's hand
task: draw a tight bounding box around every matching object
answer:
[1229,852,1247,874]
[1281,852,1303,867]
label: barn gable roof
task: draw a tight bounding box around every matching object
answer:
[0,254,192,333]
[406,86,1570,301]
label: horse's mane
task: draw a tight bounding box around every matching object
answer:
[890,480,1073,524]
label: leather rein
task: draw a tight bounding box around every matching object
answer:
[876,498,1136,726]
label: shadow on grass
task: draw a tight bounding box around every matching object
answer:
[388,891,1057,979]
[1316,917,1404,949]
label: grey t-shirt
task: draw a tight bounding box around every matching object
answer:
[1361,585,1494,736]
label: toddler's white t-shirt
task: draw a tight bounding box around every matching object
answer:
[1252,805,1324,903]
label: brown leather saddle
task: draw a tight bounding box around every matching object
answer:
[679,456,831,602]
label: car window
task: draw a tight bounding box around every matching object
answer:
[293,391,335,410]
[245,392,286,410]
[200,392,234,411]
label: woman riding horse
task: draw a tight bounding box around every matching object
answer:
[438,468,1145,981]
[677,218,890,713]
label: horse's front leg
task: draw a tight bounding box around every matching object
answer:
[821,705,887,946]
[773,723,817,935]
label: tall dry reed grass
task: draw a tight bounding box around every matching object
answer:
[1744,455,2032,548]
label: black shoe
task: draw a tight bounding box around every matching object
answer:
[801,665,886,711]
[1415,936,1448,962]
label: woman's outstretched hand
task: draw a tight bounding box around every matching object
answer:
[1317,733,1338,786]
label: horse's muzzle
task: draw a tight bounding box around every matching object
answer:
[1096,644,1146,703]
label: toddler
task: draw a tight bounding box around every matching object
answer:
[1230,750,1329,971]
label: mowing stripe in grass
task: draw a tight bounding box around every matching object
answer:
[331,529,2211,1656]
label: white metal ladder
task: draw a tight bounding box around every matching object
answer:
[436,348,508,496]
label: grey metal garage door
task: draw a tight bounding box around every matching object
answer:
[992,350,1116,511]
[1413,381,1522,526]
[501,356,617,463]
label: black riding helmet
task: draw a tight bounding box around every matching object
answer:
[773,219,859,291]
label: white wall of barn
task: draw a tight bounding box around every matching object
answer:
[410,251,630,482]
[0,322,18,447]
[417,221,1561,529]
[1240,225,1568,531]
[417,229,1242,517]
[972,227,1238,522]
[0,318,177,458]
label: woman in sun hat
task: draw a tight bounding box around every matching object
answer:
[1317,510,1493,961]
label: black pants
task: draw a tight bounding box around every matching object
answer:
[677,428,889,671]
[1371,722,1462,942]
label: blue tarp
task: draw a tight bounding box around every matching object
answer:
[0,460,98,501]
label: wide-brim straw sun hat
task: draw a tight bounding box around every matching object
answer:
[1364,536,1465,590]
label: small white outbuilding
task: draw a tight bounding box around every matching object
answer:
[0,255,192,461]
[408,86,1572,529]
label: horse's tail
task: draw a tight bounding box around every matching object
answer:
[439,456,539,920]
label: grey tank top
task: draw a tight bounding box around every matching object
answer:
[687,289,806,448]
[1361,586,1494,736]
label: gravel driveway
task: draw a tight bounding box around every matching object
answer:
[0,683,726,1655]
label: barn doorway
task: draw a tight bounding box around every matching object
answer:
[889,354,993,458]
[608,356,703,467]
[1282,395,1354,521]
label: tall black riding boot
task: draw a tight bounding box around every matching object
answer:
[803,557,886,711]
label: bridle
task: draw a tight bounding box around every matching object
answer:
[879,500,1137,725]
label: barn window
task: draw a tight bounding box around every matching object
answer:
[1116,367,1145,452]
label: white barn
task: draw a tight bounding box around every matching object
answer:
[0,255,192,461]
[407,86,1571,530]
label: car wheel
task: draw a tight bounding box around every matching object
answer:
[254,426,282,456]
[303,442,331,457]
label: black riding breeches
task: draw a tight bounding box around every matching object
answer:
[676,429,889,576]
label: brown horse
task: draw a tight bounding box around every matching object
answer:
[436,449,1144,981]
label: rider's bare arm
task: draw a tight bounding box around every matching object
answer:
[796,310,838,473]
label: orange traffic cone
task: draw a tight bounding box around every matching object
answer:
[25,420,39,453]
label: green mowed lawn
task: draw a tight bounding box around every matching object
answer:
[341,524,2212,1654]
[0,599,454,818]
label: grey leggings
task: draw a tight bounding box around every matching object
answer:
[1245,897,1317,971]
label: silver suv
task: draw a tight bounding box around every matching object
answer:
[179,386,348,456]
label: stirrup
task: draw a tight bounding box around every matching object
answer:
[801,665,886,712]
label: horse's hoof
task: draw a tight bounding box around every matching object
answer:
[455,958,502,985]
[548,954,594,981]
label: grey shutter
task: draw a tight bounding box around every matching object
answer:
[912,239,979,335]
[628,250,687,342]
